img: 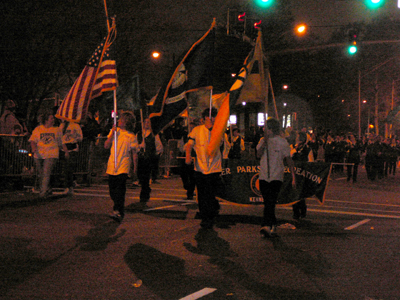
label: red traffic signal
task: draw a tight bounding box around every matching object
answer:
[254,20,262,29]
[238,12,246,22]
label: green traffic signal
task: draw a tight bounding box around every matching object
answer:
[365,0,384,9]
[348,45,358,55]
[255,0,274,9]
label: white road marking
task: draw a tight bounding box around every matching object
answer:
[73,190,400,219]
[179,288,217,300]
[345,219,371,230]
[143,203,194,212]
[278,207,400,219]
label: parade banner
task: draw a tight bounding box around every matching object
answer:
[216,160,331,206]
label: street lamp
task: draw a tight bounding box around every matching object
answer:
[151,51,161,59]
[295,24,307,36]
[150,50,176,66]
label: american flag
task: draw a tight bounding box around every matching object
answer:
[56,35,118,123]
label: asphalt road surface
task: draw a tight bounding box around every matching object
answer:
[1,168,399,300]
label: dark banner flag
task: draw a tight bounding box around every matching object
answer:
[216,160,331,206]
[149,20,215,135]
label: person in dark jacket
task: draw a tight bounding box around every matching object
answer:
[345,134,363,183]
[228,128,245,160]
[136,118,163,202]
[291,131,312,219]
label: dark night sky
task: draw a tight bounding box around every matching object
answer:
[2,0,400,106]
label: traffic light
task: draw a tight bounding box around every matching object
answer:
[348,43,358,55]
[365,0,384,9]
[234,12,246,33]
[254,0,274,9]
[347,30,358,55]
[254,20,262,30]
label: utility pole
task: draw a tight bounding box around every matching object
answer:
[358,70,361,138]
[375,76,379,135]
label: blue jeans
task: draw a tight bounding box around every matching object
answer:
[35,158,57,197]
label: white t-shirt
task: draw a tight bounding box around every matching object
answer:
[60,122,83,145]
[257,136,291,182]
[187,125,222,175]
[29,125,63,159]
[106,128,138,175]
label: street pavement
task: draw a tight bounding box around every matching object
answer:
[1,168,400,300]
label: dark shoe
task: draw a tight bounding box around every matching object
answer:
[130,183,140,189]
[300,206,307,219]
[109,211,123,222]
[200,219,214,229]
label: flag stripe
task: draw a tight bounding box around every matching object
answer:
[58,66,96,122]
[91,60,117,99]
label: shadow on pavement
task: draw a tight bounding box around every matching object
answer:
[0,193,67,210]
[75,220,126,251]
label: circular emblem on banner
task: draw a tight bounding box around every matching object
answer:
[250,173,262,196]
[171,63,187,89]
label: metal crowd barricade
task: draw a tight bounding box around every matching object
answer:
[0,134,35,177]
[0,135,95,189]
[51,138,93,187]
[159,139,181,176]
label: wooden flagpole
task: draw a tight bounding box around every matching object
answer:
[103,0,117,170]
[140,109,145,152]
[268,71,279,121]
[103,0,110,31]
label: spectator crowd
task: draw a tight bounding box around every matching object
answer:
[1,99,399,198]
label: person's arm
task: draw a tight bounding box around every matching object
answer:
[58,128,69,158]
[104,126,116,149]
[256,138,266,159]
[155,134,163,155]
[62,143,70,159]
[132,150,138,177]
[30,141,37,155]
[284,155,296,188]
[240,137,245,151]
[185,140,194,165]
[76,125,83,142]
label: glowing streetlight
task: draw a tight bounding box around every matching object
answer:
[151,51,161,59]
[295,24,307,36]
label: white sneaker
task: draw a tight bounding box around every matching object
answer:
[260,225,278,238]
[260,226,272,238]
